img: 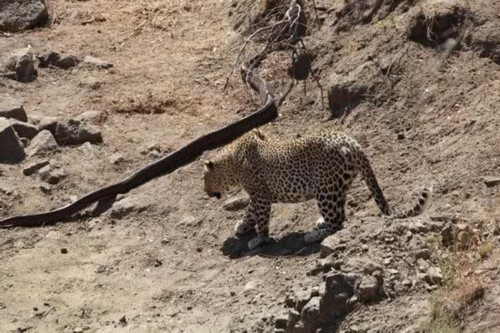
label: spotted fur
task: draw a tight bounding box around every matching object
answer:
[203,129,431,250]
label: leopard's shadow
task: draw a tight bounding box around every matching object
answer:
[220,230,321,259]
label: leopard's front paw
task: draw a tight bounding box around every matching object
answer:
[248,235,270,250]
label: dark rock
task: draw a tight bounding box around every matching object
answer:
[39,183,52,194]
[23,159,49,176]
[320,273,357,323]
[274,313,288,329]
[60,248,68,254]
[292,288,313,313]
[0,101,27,122]
[358,276,380,302]
[9,118,38,139]
[223,196,250,211]
[37,51,81,69]
[0,117,25,163]
[26,130,58,157]
[483,176,500,188]
[414,249,430,260]
[441,221,456,247]
[38,163,67,185]
[4,47,36,82]
[54,119,103,145]
[83,55,113,69]
[0,0,48,32]
[301,297,321,333]
[286,309,301,331]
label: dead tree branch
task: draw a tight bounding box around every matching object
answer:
[0,59,277,228]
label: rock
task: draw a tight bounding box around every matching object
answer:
[0,0,48,32]
[223,196,250,211]
[0,100,27,121]
[74,110,106,124]
[4,47,36,82]
[26,130,58,157]
[108,196,150,219]
[467,21,500,65]
[401,279,412,288]
[425,267,443,285]
[9,118,38,139]
[320,234,346,257]
[441,221,455,247]
[38,163,67,184]
[54,120,103,145]
[292,288,313,313]
[286,309,301,331]
[73,328,83,333]
[358,275,380,302]
[274,313,288,329]
[39,184,52,194]
[60,248,68,254]
[23,159,49,176]
[119,315,127,325]
[483,176,500,188]
[83,55,113,69]
[409,221,428,233]
[109,153,124,165]
[36,51,81,69]
[300,297,321,332]
[0,117,25,163]
[457,230,471,250]
[35,116,60,134]
[417,258,430,272]
[362,261,383,275]
[414,249,430,260]
[320,273,357,323]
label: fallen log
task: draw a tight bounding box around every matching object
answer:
[0,61,277,228]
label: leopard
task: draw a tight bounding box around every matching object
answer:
[203,129,431,250]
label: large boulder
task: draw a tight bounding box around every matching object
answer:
[0,0,49,32]
[0,117,25,163]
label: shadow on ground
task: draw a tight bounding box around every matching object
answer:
[220,230,321,259]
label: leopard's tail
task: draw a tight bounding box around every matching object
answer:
[359,151,431,218]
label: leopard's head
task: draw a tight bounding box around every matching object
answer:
[203,159,238,199]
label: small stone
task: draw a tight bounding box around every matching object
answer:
[23,160,49,176]
[363,261,383,275]
[73,328,83,333]
[83,55,113,69]
[441,222,455,247]
[0,100,27,121]
[358,276,380,302]
[383,258,392,266]
[402,279,412,287]
[36,51,80,69]
[230,291,236,297]
[483,177,500,188]
[0,117,25,163]
[425,267,443,285]
[40,184,52,194]
[361,244,369,252]
[110,153,124,165]
[417,258,430,272]
[38,164,67,184]
[223,196,250,211]
[414,249,430,260]
[457,230,471,250]
[74,110,106,124]
[119,315,127,325]
[4,47,36,82]
[26,130,59,157]
[60,248,68,254]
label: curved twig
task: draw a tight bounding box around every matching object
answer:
[0,62,277,228]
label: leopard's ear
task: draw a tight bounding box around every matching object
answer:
[204,160,214,171]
